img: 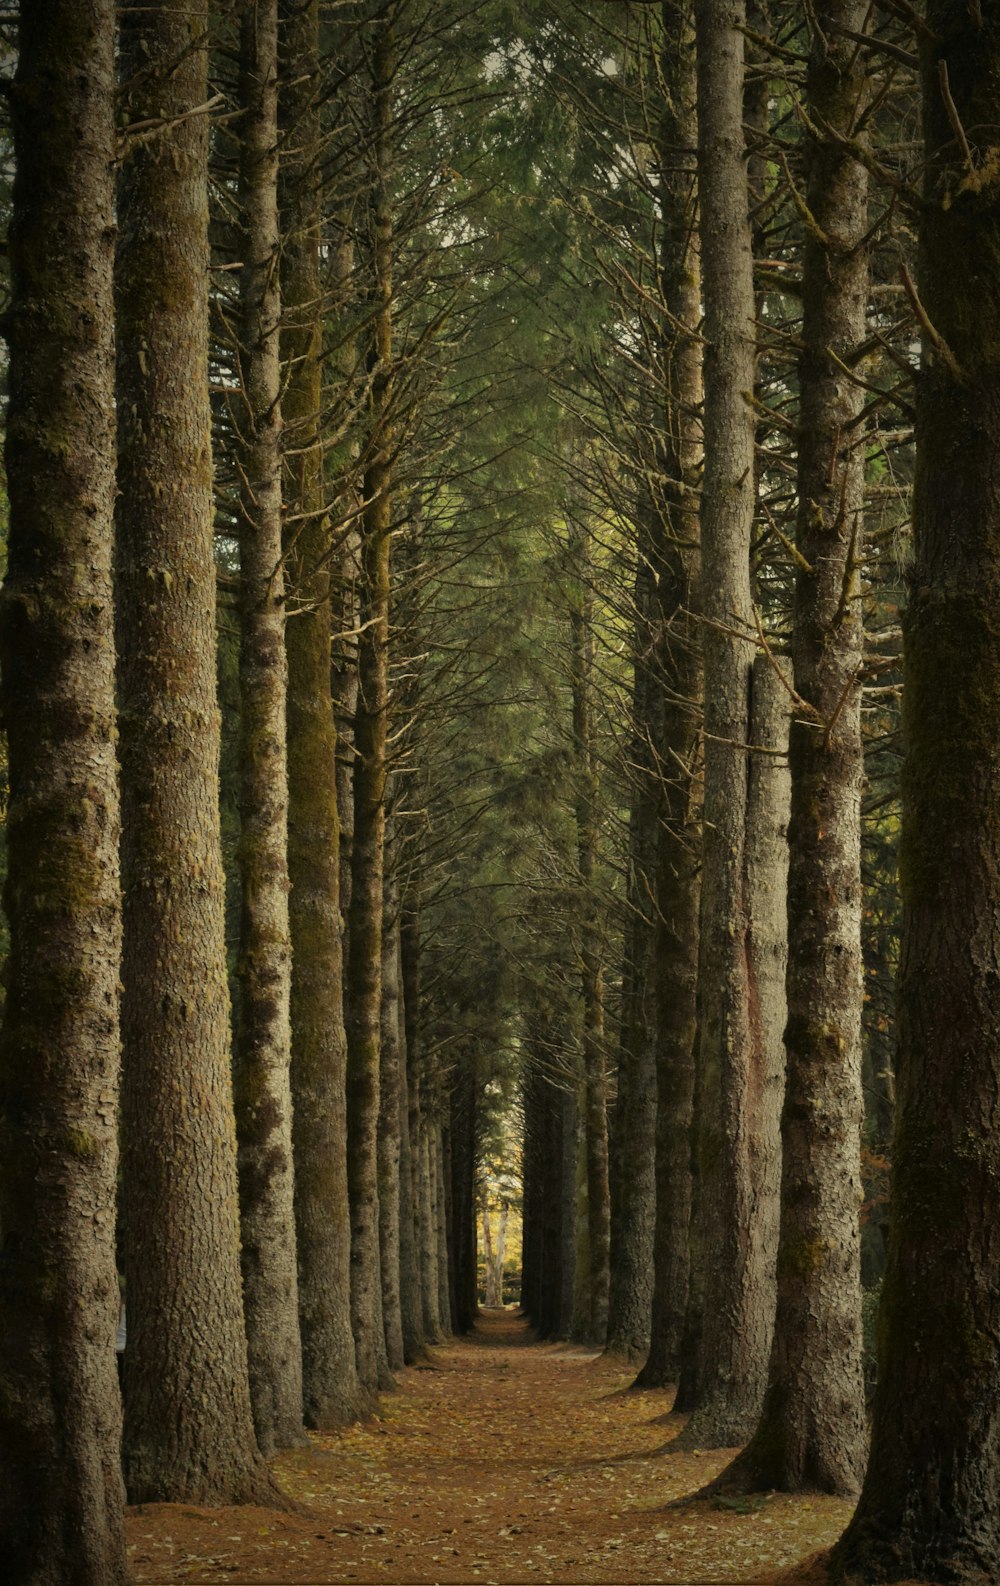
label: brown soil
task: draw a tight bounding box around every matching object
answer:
[126,1309,853,1584]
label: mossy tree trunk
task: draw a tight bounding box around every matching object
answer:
[403,912,443,1341]
[417,1089,444,1339]
[834,10,1000,1579]
[116,0,273,1504]
[279,0,365,1428]
[232,0,305,1458]
[725,3,870,1497]
[395,924,426,1361]
[436,1105,455,1331]
[569,518,611,1348]
[604,540,658,1364]
[634,0,703,1393]
[451,1062,479,1333]
[378,811,405,1371]
[557,1089,579,1337]
[678,0,770,1448]
[346,11,396,1398]
[0,3,128,1577]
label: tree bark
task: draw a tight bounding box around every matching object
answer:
[232,0,305,1458]
[679,0,768,1448]
[725,4,870,1497]
[345,11,396,1398]
[417,1080,444,1340]
[280,0,365,1429]
[436,1111,455,1332]
[834,11,1000,1579]
[0,3,129,1576]
[451,1064,480,1333]
[569,520,610,1347]
[557,1088,579,1337]
[116,0,273,1504]
[378,817,405,1371]
[396,924,426,1361]
[633,0,703,1393]
[604,569,658,1363]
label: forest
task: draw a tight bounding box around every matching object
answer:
[0,1,997,1584]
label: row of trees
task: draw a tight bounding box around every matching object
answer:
[516,3,1000,1584]
[1,3,999,1585]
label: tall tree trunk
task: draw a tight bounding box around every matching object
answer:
[569,520,610,1347]
[402,914,442,1343]
[396,923,426,1360]
[725,3,870,1496]
[280,0,365,1428]
[633,0,703,1392]
[451,1064,479,1333]
[232,0,305,1458]
[679,0,768,1448]
[436,1112,455,1332]
[0,4,129,1577]
[834,12,1000,1580]
[604,551,658,1363]
[417,1079,444,1340]
[116,0,273,1504]
[558,1088,579,1336]
[346,12,396,1398]
[378,815,405,1371]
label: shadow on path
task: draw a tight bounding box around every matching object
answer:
[125,1306,853,1584]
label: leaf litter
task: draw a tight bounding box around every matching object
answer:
[127,1309,852,1583]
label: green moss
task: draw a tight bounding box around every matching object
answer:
[778,1236,829,1280]
[63,1126,99,1161]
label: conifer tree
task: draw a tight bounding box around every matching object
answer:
[678,0,778,1447]
[835,8,1000,1577]
[280,0,366,1427]
[720,0,871,1496]
[346,5,398,1395]
[0,2,129,1576]
[232,0,305,1457]
[116,0,274,1504]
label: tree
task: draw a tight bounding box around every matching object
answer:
[633,0,703,1392]
[0,1,129,1577]
[718,0,870,1496]
[116,0,275,1505]
[568,511,611,1347]
[279,0,366,1429]
[231,0,305,1458]
[345,5,397,1396]
[833,8,1000,1579]
[677,0,778,1448]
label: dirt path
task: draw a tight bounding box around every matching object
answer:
[127,1310,851,1584]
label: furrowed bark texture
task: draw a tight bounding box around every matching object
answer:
[744,654,792,1324]
[117,0,273,1504]
[279,0,364,1428]
[732,6,869,1497]
[346,13,396,1398]
[417,1081,444,1340]
[451,1065,479,1333]
[378,823,405,1371]
[834,10,1000,1580]
[232,0,305,1458]
[569,523,610,1347]
[436,1113,454,1332]
[634,0,703,1392]
[402,916,444,1342]
[604,549,658,1363]
[395,926,426,1361]
[681,0,767,1447]
[558,1089,579,1337]
[0,3,129,1577]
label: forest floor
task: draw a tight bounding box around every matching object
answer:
[126,1309,850,1585]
